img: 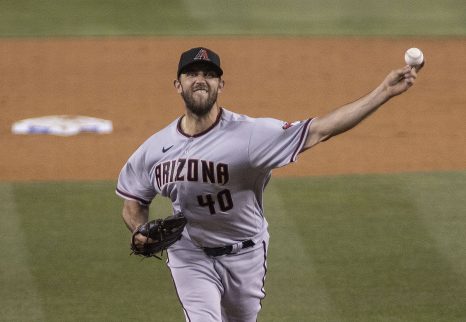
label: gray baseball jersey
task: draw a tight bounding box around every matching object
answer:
[116,108,312,248]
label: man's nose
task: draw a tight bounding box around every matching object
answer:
[193,72,207,82]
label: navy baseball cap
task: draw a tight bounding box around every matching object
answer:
[177,47,223,78]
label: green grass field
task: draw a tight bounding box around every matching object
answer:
[1,172,465,321]
[0,0,465,37]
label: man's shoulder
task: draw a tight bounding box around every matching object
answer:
[221,108,257,124]
[147,118,179,139]
[221,108,286,128]
[135,118,179,153]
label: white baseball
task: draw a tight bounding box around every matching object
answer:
[404,47,424,66]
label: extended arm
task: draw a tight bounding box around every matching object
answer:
[303,65,420,150]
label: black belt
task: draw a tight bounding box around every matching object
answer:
[203,240,255,257]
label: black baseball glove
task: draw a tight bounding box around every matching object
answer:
[131,213,187,259]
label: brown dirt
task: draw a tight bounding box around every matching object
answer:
[1,37,465,181]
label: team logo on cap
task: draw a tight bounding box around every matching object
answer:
[194,49,210,61]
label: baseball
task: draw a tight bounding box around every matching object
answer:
[404,47,424,66]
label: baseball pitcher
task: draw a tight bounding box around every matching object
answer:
[116,47,422,322]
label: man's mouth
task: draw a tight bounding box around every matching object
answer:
[193,87,208,93]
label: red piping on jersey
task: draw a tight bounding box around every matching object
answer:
[290,118,313,162]
[177,108,224,138]
[259,240,268,306]
[115,188,151,205]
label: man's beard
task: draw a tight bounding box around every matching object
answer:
[181,85,218,117]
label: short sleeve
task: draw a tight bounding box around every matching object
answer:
[116,144,157,205]
[249,118,312,169]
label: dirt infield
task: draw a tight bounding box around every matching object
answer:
[1,37,465,181]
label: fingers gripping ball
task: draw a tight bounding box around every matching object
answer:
[404,48,424,67]
[131,213,187,259]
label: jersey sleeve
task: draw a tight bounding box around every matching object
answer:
[116,143,157,205]
[249,117,313,169]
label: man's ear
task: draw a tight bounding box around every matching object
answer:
[174,79,182,93]
[218,79,225,93]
